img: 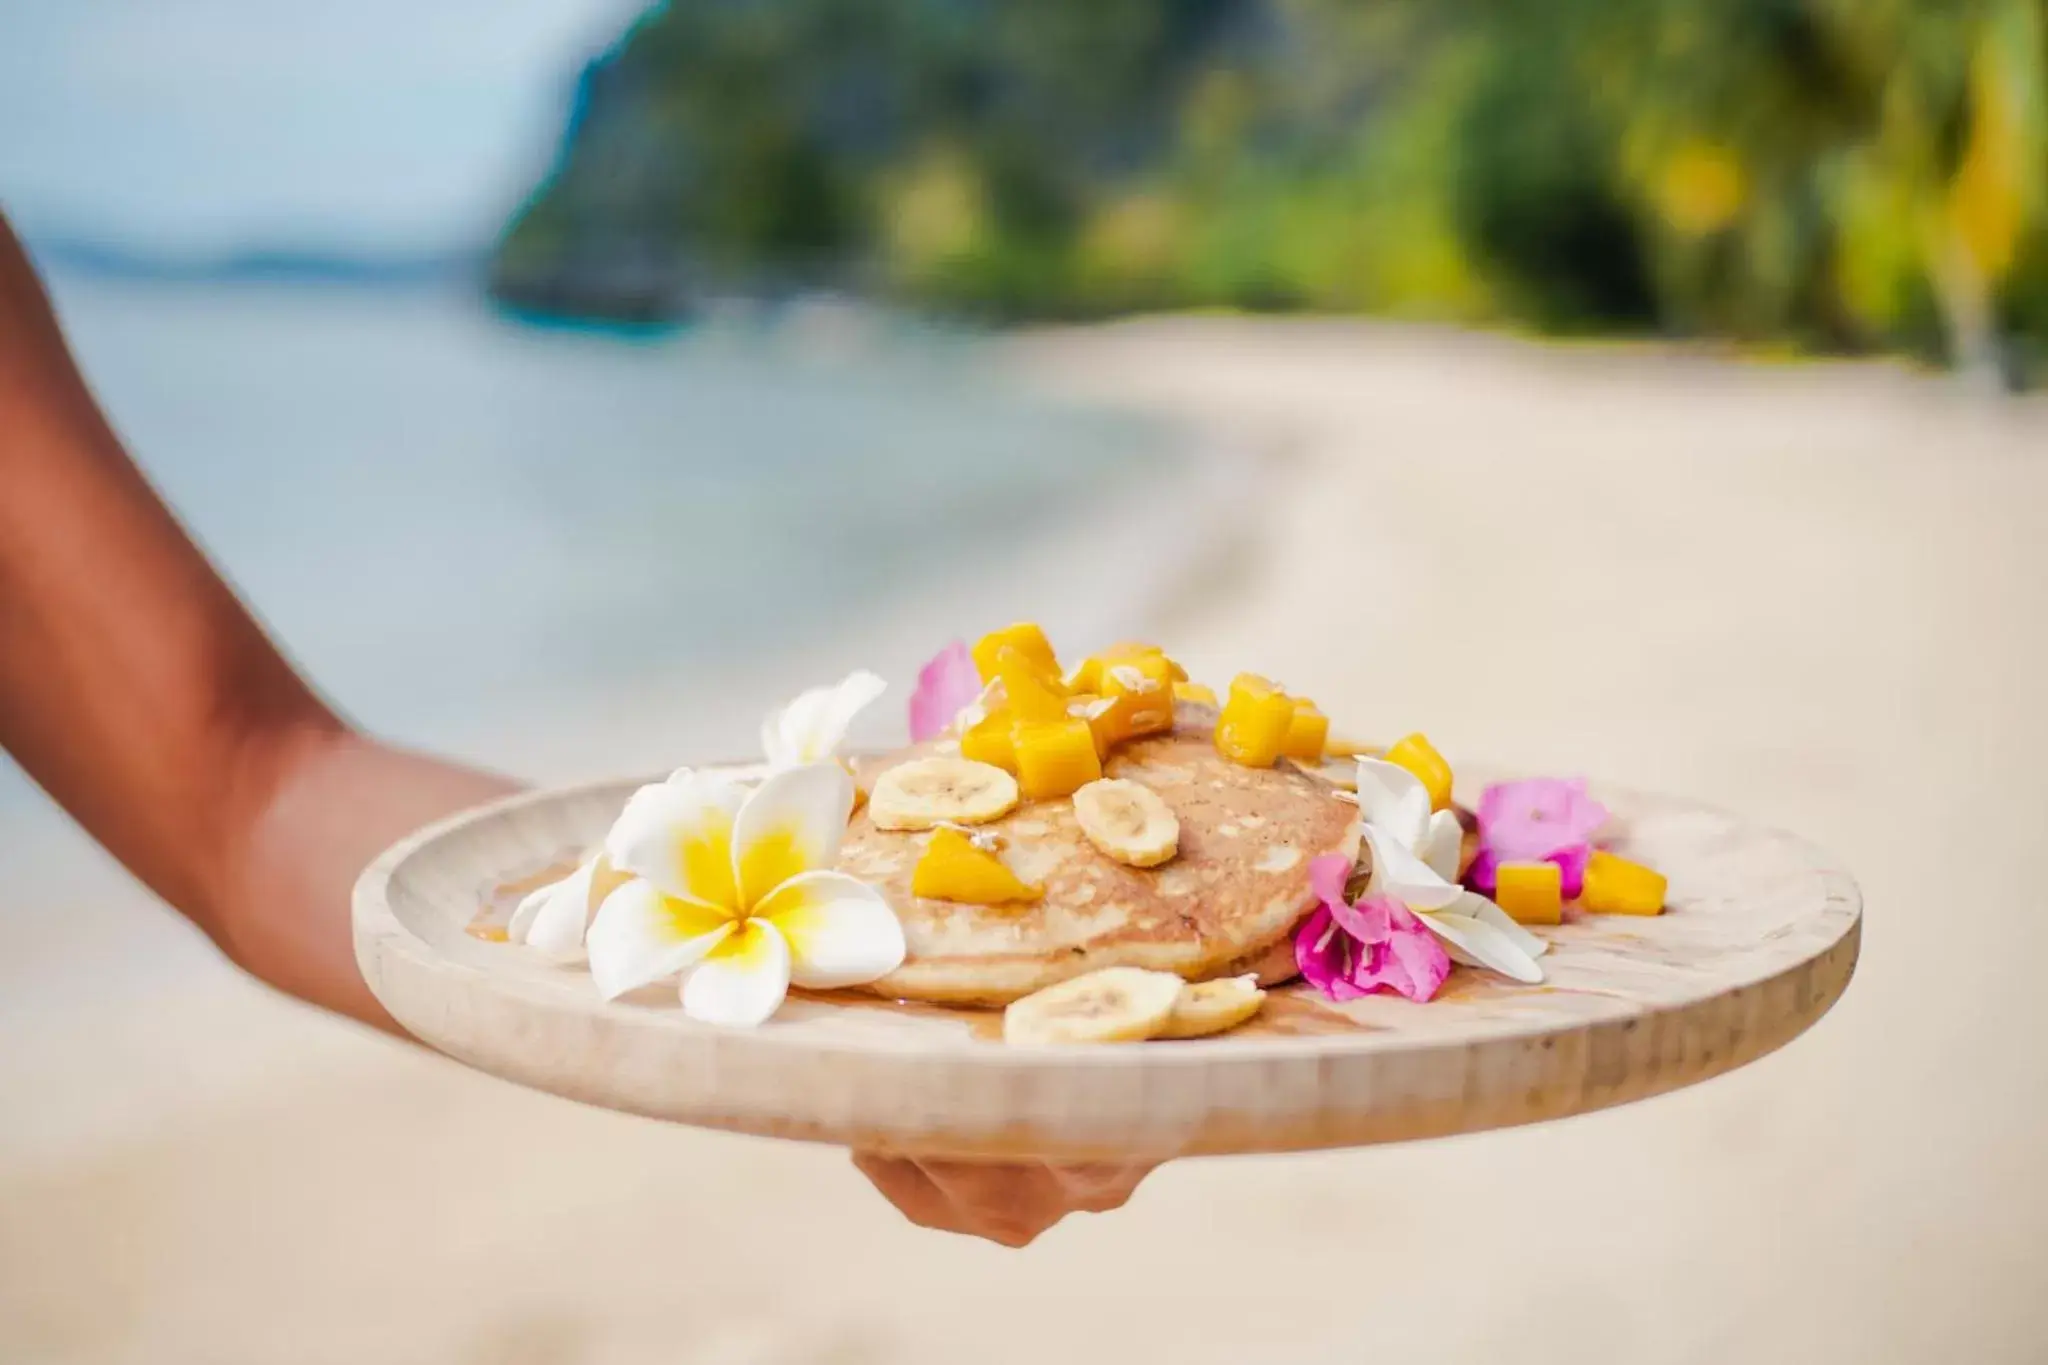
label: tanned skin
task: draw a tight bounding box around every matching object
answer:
[0,215,1150,1246]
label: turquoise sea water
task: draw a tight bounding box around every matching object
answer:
[1,273,1169,812]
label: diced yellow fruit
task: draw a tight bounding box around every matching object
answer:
[1281,698,1330,760]
[1581,850,1667,916]
[1173,682,1218,706]
[997,646,1069,722]
[1013,718,1103,800]
[1215,673,1295,767]
[960,708,1019,774]
[1385,732,1454,811]
[912,828,1041,904]
[1073,642,1187,693]
[1067,695,1121,760]
[972,622,1059,684]
[1087,650,1176,751]
[1098,641,1188,682]
[1495,861,1563,925]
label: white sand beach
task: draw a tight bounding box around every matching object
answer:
[5,319,2046,1364]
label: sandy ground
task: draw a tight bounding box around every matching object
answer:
[5,321,2046,1364]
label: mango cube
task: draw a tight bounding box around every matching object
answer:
[1385,732,1454,811]
[1087,650,1176,751]
[912,828,1041,904]
[1215,673,1295,767]
[1070,641,1187,692]
[996,646,1069,723]
[1281,698,1330,760]
[1012,717,1103,800]
[960,708,1019,774]
[1581,850,1667,916]
[1173,682,1218,706]
[1495,861,1563,925]
[972,622,1059,684]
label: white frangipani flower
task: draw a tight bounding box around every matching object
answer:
[586,763,905,1027]
[761,669,887,769]
[508,854,600,956]
[1354,757,1548,984]
[507,852,632,958]
[506,669,891,960]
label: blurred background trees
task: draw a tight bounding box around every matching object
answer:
[491,0,2048,382]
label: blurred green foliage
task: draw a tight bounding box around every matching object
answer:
[493,0,2048,378]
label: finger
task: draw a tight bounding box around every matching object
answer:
[1049,1161,1157,1213]
[851,1153,1055,1248]
[850,1152,957,1232]
[913,1160,1067,1248]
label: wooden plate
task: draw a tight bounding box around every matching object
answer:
[352,763,1860,1160]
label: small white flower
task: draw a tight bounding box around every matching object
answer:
[586,763,905,1027]
[1354,757,1548,984]
[760,669,887,769]
[507,854,600,957]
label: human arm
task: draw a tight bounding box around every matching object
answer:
[0,215,515,1028]
[0,212,1152,1238]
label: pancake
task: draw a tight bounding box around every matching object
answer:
[839,709,1360,1006]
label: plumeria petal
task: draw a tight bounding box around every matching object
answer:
[585,879,736,1000]
[1417,909,1544,984]
[1455,890,1551,960]
[605,772,746,909]
[909,642,982,743]
[508,855,598,955]
[1355,758,1432,850]
[731,764,856,911]
[680,919,792,1027]
[756,870,905,988]
[762,670,887,769]
[1421,809,1464,882]
[1364,825,1464,911]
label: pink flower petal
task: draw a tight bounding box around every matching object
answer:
[1477,778,1605,860]
[1467,843,1590,899]
[1378,922,1451,1001]
[1473,777,1609,898]
[1301,858,1452,1004]
[1308,853,1352,910]
[1295,906,1345,998]
[1554,843,1590,899]
[908,640,981,742]
[1332,892,1394,945]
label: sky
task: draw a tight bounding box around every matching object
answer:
[0,0,644,256]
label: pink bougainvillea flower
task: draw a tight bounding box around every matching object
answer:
[1294,853,1451,1003]
[1469,777,1610,898]
[908,640,981,742]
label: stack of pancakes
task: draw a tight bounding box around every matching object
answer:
[841,707,1360,1007]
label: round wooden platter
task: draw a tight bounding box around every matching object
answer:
[352,762,1860,1161]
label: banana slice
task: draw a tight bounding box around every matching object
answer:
[1157,975,1266,1039]
[1071,778,1179,867]
[868,757,1020,830]
[1003,967,1187,1045]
